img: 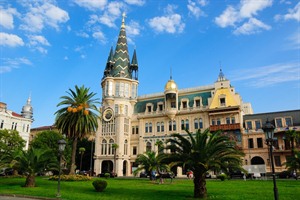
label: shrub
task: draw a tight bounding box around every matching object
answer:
[217,173,227,181]
[92,179,107,192]
[104,173,110,179]
[48,175,91,181]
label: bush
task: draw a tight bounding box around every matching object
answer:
[104,173,110,179]
[217,173,227,181]
[48,175,91,181]
[92,179,107,192]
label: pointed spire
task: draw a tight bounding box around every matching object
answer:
[218,68,226,81]
[170,67,172,80]
[111,13,131,78]
[130,49,138,80]
[107,46,114,63]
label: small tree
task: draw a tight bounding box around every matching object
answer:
[15,147,57,187]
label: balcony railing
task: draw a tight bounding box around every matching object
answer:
[210,123,241,131]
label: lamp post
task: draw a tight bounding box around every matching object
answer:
[57,138,66,198]
[262,119,278,200]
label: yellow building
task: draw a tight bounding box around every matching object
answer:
[94,15,253,177]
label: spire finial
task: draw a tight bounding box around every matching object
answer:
[170,67,172,80]
[121,12,126,28]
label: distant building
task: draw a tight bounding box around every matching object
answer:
[243,110,300,173]
[94,15,253,177]
[0,97,33,150]
[30,125,56,143]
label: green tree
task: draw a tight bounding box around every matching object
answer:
[165,129,244,198]
[155,140,164,154]
[15,147,57,187]
[286,150,300,177]
[55,85,100,175]
[112,143,119,174]
[79,147,85,171]
[285,129,300,156]
[0,129,25,173]
[134,151,169,181]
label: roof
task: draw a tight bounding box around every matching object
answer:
[209,88,238,109]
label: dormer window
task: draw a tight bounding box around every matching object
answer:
[171,101,176,108]
[285,117,292,126]
[145,103,154,113]
[159,104,163,111]
[195,99,200,107]
[182,101,187,109]
[147,106,151,112]
[220,97,226,106]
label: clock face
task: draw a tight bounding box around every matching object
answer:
[103,108,113,122]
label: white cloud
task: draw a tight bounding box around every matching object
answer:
[64,56,68,60]
[215,6,239,27]
[126,20,141,36]
[234,18,271,35]
[20,2,69,32]
[124,0,145,6]
[0,6,19,29]
[76,32,90,38]
[275,2,300,22]
[148,4,185,34]
[230,62,300,87]
[93,31,106,43]
[149,14,185,34]
[286,31,300,50]
[99,13,117,28]
[187,0,202,19]
[198,0,209,7]
[0,57,32,74]
[73,0,107,11]
[0,32,24,47]
[239,0,273,18]
[215,0,272,35]
[27,35,51,54]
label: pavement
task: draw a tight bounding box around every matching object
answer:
[0,195,57,200]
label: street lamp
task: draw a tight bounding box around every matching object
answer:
[57,138,66,198]
[262,119,278,200]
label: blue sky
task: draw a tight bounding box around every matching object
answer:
[0,0,299,128]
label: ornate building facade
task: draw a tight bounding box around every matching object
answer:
[94,16,253,177]
[0,97,33,150]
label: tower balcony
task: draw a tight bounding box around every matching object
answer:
[209,123,241,131]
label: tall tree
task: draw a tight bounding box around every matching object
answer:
[285,150,300,176]
[112,143,119,174]
[55,85,100,174]
[285,128,300,157]
[79,147,85,171]
[165,129,244,198]
[15,148,57,187]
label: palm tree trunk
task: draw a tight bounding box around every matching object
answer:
[69,137,78,175]
[193,173,207,198]
[80,153,83,171]
[25,174,35,187]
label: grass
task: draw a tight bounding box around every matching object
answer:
[0,177,299,200]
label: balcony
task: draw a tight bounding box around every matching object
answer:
[210,123,241,131]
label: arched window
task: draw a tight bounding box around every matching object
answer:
[169,121,172,131]
[199,118,203,129]
[181,120,185,130]
[101,139,107,155]
[194,118,199,129]
[145,123,149,133]
[124,140,128,155]
[231,117,235,124]
[157,122,160,132]
[173,120,176,131]
[217,118,221,125]
[161,122,164,132]
[109,139,114,155]
[146,142,151,152]
[149,123,152,133]
[185,119,189,130]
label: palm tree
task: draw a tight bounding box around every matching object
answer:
[165,129,244,198]
[155,140,164,154]
[15,148,57,187]
[285,150,300,180]
[55,85,100,175]
[134,151,169,181]
[112,143,119,175]
[79,147,85,171]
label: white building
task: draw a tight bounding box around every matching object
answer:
[0,97,33,150]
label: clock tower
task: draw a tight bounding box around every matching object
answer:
[94,13,139,177]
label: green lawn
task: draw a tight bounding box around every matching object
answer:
[0,177,299,200]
